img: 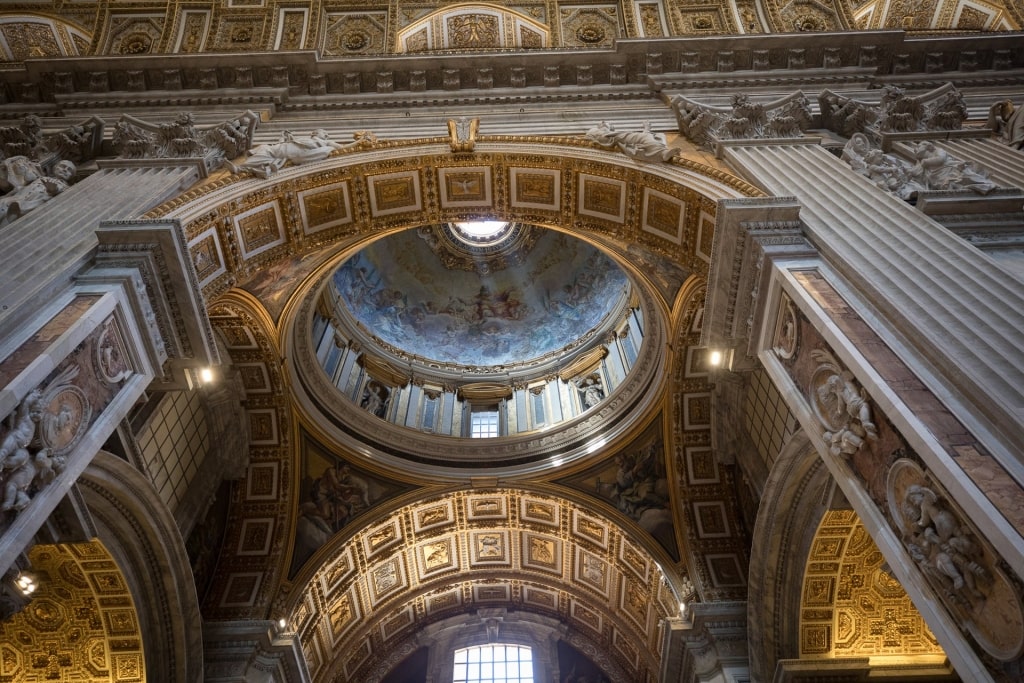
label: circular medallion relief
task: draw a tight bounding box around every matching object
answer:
[40,384,91,456]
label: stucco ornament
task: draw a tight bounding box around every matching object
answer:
[584,121,676,162]
[448,117,479,153]
[888,458,1024,661]
[226,129,377,178]
[670,91,811,147]
[808,349,877,458]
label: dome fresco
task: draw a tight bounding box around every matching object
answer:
[332,227,629,367]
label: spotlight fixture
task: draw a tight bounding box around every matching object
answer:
[15,572,37,596]
[199,367,215,384]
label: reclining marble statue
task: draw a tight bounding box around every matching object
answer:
[226,129,377,178]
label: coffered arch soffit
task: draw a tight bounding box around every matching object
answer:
[0,14,91,62]
[283,485,688,683]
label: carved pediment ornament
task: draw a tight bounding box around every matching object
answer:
[819,83,967,139]
[887,458,1024,661]
[807,349,877,458]
[112,110,260,173]
[670,91,812,147]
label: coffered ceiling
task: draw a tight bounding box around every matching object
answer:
[0,0,1018,66]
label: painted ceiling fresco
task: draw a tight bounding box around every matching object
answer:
[332,227,629,367]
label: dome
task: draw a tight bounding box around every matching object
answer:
[330,223,630,370]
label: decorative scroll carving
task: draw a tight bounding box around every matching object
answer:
[808,349,877,457]
[584,121,676,162]
[888,458,1024,661]
[448,117,479,153]
[113,110,260,173]
[842,133,996,199]
[0,157,76,227]
[226,128,376,179]
[670,91,811,147]
[988,99,1024,150]
[820,83,967,137]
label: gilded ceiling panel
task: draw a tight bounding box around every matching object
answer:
[799,510,944,659]
[0,541,145,683]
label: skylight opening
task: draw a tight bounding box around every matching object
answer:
[453,645,534,683]
[455,221,509,238]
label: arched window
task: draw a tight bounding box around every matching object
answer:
[453,645,534,683]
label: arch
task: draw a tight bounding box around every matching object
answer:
[282,484,687,683]
[77,450,203,683]
[396,3,550,52]
[746,430,833,678]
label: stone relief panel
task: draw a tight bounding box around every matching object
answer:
[889,459,1024,661]
[0,314,133,525]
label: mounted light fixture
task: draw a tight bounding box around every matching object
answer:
[15,571,37,596]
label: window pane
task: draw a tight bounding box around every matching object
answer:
[452,645,533,683]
